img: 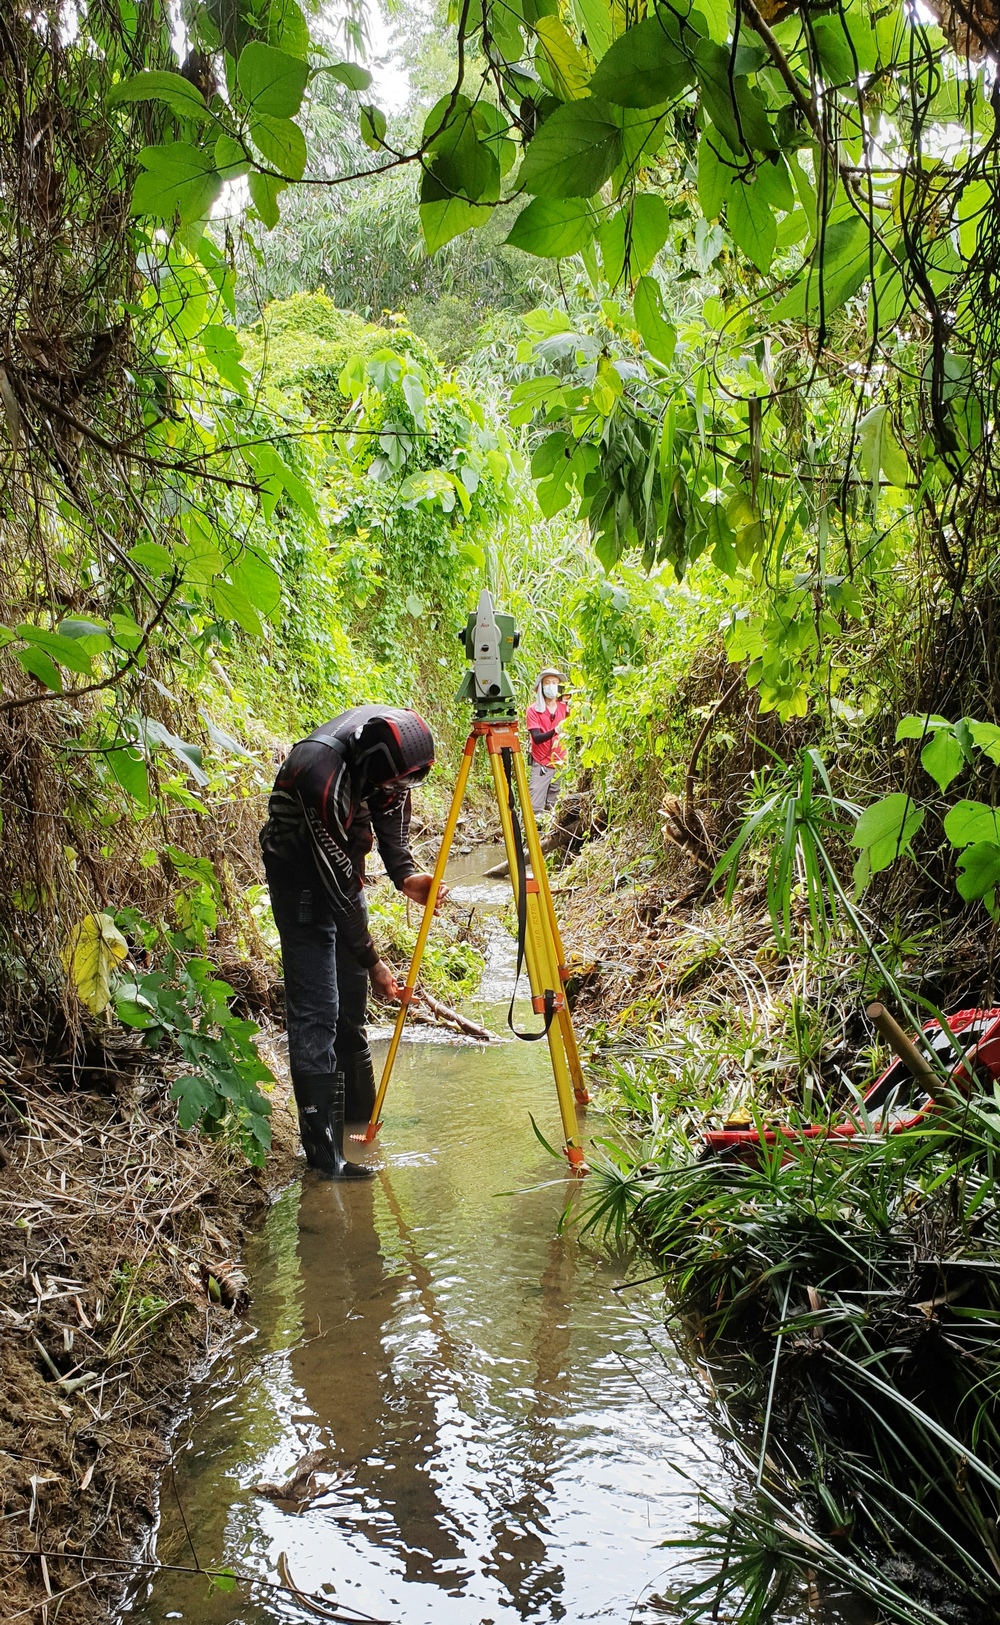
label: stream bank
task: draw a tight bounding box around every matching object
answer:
[0,1031,300,1624]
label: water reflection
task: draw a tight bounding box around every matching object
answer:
[127,854,824,1625]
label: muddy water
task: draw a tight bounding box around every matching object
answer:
[127,849,826,1625]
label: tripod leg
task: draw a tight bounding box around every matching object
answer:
[355,733,477,1144]
[510,748,591,1105]
[486,747,587,1175]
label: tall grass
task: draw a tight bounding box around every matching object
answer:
[585,1099,1000,1622]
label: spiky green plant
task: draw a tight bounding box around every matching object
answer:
[584,1109,1000,1624]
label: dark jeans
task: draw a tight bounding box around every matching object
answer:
[264,853,369,1081]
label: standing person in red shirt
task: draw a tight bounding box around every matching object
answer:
[526,667,569,816]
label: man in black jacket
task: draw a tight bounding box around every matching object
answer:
[260,706,445,1180]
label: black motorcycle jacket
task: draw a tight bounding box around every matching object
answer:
[260,706,435,968]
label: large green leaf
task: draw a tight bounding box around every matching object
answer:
[128,541,175,575]
[247,169,287,229]
[956,843,1000,911]
[631,193,671,273]
[509,375,567,424]
[421,197,483,253]
[707,502,738,575]
[267,0,310,54]
[132,145,221,227]
[589,12,694,108]
[15,647,61,691]
[753,152,794,212]
[920,728,966,792]
[141,718,209,784]
[325,61,373,90]
[773,215,871,321]
[252,444,319,520]
[200,324,249,393]
[726,179,776,273]
[472,101,517,175]
[535,14,591,100]
[421,99,500,205]
[108,70,211,120]
[851,792,924,876]
[812,11,876,83]
[694,39,777,154]
[698,130,736,220]
[107,747,150,808]
[944,799,1000,848]
[518,100,623,198]
[597,210,627,286]
[633,276,676,363]
[232,548,282,619]
[360,105,386,150]
[573,0,613,58]
[17,623,93,676]
[506,196,596,256]
[215,133,250,180]
[692,0,732,45]
[857,403,909,488]
[250,115,307,179]
[170,1072,218,1130]
[212,579,264,637]
[968,721,1000,764]
[236,42,309,117]
[58,619,112,646]
[894,714,949,742]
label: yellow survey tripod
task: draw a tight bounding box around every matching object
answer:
[356,591,590,1174]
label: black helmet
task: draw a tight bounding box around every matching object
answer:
[318,705,435,789]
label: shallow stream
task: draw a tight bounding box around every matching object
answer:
[127,849,842,1625]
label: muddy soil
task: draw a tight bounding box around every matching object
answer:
[0,1040,299,1624]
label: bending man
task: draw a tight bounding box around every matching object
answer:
[260,706,445,1180]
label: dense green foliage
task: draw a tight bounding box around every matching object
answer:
[8,0,1000,1611]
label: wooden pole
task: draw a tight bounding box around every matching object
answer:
[867,1003,945,1098]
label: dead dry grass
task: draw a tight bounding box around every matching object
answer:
[0,1038,298,1624]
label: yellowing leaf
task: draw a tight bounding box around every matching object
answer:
[534,16,591,100]
[63,914,129,1015]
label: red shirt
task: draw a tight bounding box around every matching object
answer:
[526,699,568,768]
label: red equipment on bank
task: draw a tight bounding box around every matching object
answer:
[702,1005,1000,1160]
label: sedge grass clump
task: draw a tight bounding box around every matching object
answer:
[584,1114,1000,1624]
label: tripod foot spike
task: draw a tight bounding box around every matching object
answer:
[350,1121,382,1144]
[565,1145,589,1176]
[573,1086,591,1105]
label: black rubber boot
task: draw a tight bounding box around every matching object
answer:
[341,1048,376,1122]
[294,1073,374,1181]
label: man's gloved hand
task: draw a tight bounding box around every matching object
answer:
[400,872,449,913]
[370,959,401,1003]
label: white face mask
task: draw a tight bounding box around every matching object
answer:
[542,682,559,700]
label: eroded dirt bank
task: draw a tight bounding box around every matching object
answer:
[0,1038,298,1624]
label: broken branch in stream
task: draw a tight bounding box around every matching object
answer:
[410,986,493,1041]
